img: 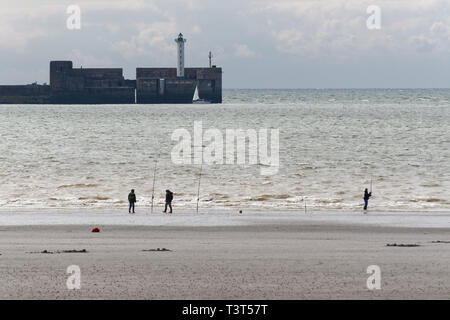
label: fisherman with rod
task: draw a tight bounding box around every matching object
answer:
[363,178,373,211]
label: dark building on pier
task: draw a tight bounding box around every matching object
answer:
[136,67,222,104]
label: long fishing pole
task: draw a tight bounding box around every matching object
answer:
[196,145,204,214]
[304,196,307,214]
[196,162,203,214]
[150,150,160,214]
[370,177,373,194]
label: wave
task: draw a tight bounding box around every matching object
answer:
[420,183,441,188]
[58,183,100,189]
[315,199,344,204]
[249,194,291,201]
[78,196,110,201]
[409,198,445,203]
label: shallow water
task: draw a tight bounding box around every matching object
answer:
[0,89,449,211]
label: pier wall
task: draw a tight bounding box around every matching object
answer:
[0,61,222,104]
[0,85,51,104]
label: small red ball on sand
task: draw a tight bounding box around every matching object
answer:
[91,227,100,233]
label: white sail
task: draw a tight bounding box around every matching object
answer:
[193,85,199,101]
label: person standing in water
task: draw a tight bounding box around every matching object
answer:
[163,190,173,214]
[363,188,372,211]
[128,189,136,214]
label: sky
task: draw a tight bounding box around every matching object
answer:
[0,0,449,88]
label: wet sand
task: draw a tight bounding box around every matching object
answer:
[1,221,449,299]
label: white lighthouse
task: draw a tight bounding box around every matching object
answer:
[174,33,186,78]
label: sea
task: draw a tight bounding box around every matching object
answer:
[1,89,449,212]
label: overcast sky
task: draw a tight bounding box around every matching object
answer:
[1,0,449,88]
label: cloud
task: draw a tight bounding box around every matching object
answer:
[409,35,436,53]
[68,49,115,67]
[62,0,162,13]
[110,20,178,61]
[430,21,450,39]
[0,4,61,50]
[0,0,164,50]
[254,0,450,57]
[0,24,47,50]
[192,25,202,34]
[234,44,256,58]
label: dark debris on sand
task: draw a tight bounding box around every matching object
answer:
[386,243,420,247]
[142,248,172,252]
[29,249,88,254]
[431,240,450,244]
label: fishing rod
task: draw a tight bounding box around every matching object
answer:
[196,145,204,214]
[150,150,160,214]
[304,196,307,214]
[196,162,203,214]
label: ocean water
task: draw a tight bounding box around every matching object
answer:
[0,89,449,211]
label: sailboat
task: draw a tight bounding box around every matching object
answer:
[192,85,210,104]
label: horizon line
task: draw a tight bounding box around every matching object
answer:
[223,87,450,90]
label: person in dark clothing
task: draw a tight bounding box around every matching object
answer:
[363,188,372,210]
[128,189,136,213]
[163,190,173,214]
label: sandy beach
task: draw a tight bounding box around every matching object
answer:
[1,210,449,299]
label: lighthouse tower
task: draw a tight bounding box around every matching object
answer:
[174,33,187,78]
